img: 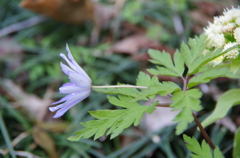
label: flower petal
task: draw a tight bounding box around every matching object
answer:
[52,90,91,118]
[51,93,73,105]
[66,44,91,81]
[49,104,63,112]
[59,84,88,94]
[60,53,79,73]
[68,72,91,88]
[62,83,75,86]
[60,62,74,75]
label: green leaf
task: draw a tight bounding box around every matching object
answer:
[136,71,160,86]
[148,49,176,71]
[187,67,237,88]
[180,34,207,74]
[192,45,237,75]
[214,147,224,158]
[178,35,239,75]
[201,89,240,128]
[68,96,157,141]
[92,84,139,98]
[93,72,180,102]
[183,134,224,158]
[170,89,203,135]
[231,55,240,73]
[148,49,184,77]
[147,67,179,77]
[233,127,240,158]
[132,81,181,102]
[173,50,185,76]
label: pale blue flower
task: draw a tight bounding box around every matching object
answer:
[49,44,92,118]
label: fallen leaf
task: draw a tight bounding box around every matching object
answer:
[33,127,58,158]
[109,34,175,61]
[20,0,94,24]
[1,79,53,121]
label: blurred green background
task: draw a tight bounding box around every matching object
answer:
[0,0,239,157]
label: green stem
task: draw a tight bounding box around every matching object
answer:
[92,85,148,89]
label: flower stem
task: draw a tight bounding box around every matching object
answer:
[181,76,215,150]
[192,113,215,150]
[92,85,148,89]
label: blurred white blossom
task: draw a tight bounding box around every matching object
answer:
[204,6,240,66]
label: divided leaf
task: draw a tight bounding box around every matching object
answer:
[201,89,240,128]
[132,81,181,102]
[93,84,139,98]
[148,49,185,77]
[170,89,203,135]
[188,67,238,88]
[183,134,224,158]
[68,95,157,141]
[93,72,180,102]
[180,34,207,74]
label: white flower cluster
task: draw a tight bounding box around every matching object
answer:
[204,7,240,66]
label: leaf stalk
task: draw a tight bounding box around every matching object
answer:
[92,85,148,89]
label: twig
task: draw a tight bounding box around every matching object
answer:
[0,15,47,37]
[192,113,215,150]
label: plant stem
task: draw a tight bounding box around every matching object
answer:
[192,113,215,150]
[181,76,215,150]
[92,85,148,89]
[182,76,188,91]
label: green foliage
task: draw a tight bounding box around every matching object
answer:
[233,128,240,158]
[187,67,237,88]
[201,89,240,128]
[231,55,240,73]
[183,134,224,158]
[93,72,181,102]
[170,89,203,135]
[121,1,143,24]
[68,96,157,141]
[148,49,184,77]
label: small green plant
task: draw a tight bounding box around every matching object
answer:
[48,7,240,158]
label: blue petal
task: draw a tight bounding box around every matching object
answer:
[52,89,91,118]
[60,62,73,75]
[68,72,91,88]
[59,84,88,94]
[62,83,75,86]
[60,53,79,73]
[66,44,91,81]
[51,93,73,105]
[49,104,63,112]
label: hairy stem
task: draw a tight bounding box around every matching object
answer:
[192,113,215,150]
[92,85,148,89]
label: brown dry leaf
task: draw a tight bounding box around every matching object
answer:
[20,0,94,24]
[33,127,58,158]
[37,122,69,133]
[1,79,53,121]
[109,34,174,61]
